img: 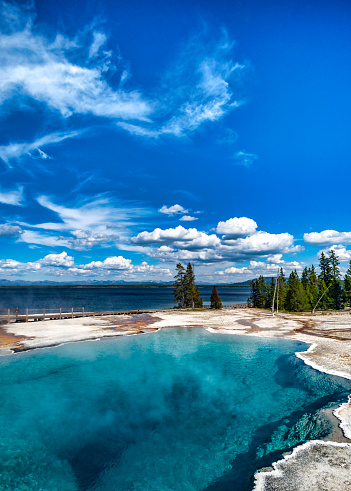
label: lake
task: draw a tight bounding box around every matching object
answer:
[0,285,250,311]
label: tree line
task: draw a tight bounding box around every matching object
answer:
[249,250,351,312]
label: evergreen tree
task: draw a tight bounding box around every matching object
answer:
[328,250,343,310]
[301,267,309,290]
[319,252,332,286]
[184,263,203,308]
[285,270,310,312]
[210,285,222,309]
[307,265,319,310]
[256,276,266,308]
[173,263,186,307]
[277,268,287,311]
[193,285,203,308]
[249,280,258,307]
[343,261,351,307]
[316,279,329,310]
[267,277,276,309]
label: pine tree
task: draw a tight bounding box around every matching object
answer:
[210,285,223,309]
[277,268,287,311]
[319,252,332,286]
[317,279,329,310]
[267,277,276,309]
[173,263,186,308]
[249,280,258,307]
[343,261,351,307]
[256,276,266,308]
[328,250,343,310]
[193,285,203,308]
[307,265,319,310]
[285,270,310,312]
[184,263,203,308]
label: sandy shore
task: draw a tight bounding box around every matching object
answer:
[1,307,351,490]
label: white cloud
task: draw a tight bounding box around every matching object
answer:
[142,228,299,264]
[216,216,257,239]
[19,230,71,248]
[39,251,74,267]
[249,260,302,272]
[0,6,152,122]
[88,31,107,59]
[179,215,198,222]
[223,266,251,274]
[0,224,23,237]
[82,256,132,270]
[223,231,295,255]
[234,151,258,167]
[158,204,188,216]
[0,130,82,165]
[0,185,24,205]
[266,254,283,263]
[318,244,351,262]
[118,31,245,138]
[304,230,351,246]
[65,230,119,250]
[132,226,202,245]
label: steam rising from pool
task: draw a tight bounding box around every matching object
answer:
[0,327,350,490]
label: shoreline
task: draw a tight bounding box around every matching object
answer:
[1,307,351,490]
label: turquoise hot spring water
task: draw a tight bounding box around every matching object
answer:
[0,327,350,490]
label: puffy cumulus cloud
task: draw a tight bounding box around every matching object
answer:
[216,217,257,239]
[39,251,74,267]
[82,256,132,270]
[0,251,73,274]
[249,260,302,272]
[179,215,198,222]
[68,257,171,278]
[135,225,300,264]
[158,204,188,216]
[223,266,251,274]
[132,226,201,245]
[318,244,351,262]
[0,224,23,237]
[266,254,283,263]
[304,230,351,246]
[0,3,152,122]
[0,251,171,280]
[223,231,296,256]
[0,185,24,205]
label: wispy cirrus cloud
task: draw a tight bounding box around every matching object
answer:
[0,130,83,166]
[17,194,150,250]
[0,184,24,205]
[118,30,246,139]
[233,150,258,167]
[0,3,152,122]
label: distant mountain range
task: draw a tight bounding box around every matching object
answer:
[0,278,273,287]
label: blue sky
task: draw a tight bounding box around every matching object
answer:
[1,0,351,283]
